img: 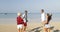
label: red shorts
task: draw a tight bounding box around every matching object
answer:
[24,23,27,26]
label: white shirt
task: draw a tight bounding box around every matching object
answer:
[41,13,46,21]
[22,14,26,22]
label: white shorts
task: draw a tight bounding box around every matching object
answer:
[17,24,23,29]
[44,24,50,28]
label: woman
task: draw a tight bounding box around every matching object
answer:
[22,10,28,32]
[17,13,24,32]
[44,13,52,32]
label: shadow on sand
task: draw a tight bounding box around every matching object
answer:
[50,26,54,30]
[53,30,60,32]
[50,26,60,32]
[28,26,55,32]
[29,26,43,32]
[35,29,42,32]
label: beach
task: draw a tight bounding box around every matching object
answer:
[0,22,60,32]
[0,13,60,32]
[0,0,60,32]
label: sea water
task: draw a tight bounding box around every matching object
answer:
[0,13,60,24]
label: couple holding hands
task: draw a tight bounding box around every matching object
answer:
[17,10,28,32]
[41,9,52,32]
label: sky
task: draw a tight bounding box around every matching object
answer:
[0,0,60,13]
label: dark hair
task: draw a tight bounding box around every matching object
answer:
[46,13,52,24]
[41,9,44,13]
[47,13,49,16]
[47,13,52,22]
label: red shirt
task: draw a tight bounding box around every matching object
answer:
[17,16,24,25]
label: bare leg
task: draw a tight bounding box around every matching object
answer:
[18,28,22,32]
[18,28,23,32]
[21,29,23,32]
[24,26,27,31]
[18,29,20,32]
[42,21,46,32]
[48,28,50,32]
[20,28,22,32]
[42,21,46,26]
[44,28,48,32]
[41,22,45,27]
[22,25,24,32]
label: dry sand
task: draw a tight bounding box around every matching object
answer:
[0,22,60,32]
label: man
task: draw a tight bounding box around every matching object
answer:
[41,9,46,25]
[17,13,24,32]
[22,10,28,32]
[41,9,47,32]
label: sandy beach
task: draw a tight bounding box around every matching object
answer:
[0,22,60,32]
[0,0,60,32]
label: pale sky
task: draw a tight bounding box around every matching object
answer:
[0,0,60,13]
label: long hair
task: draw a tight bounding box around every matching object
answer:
[47,13,52,22]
